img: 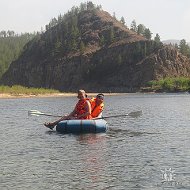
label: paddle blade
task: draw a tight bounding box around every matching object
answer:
[94,110,142,120]
[28,110,43,116]
[28,110,62,117]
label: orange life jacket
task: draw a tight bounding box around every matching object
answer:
[75,98,91,119]
[90,97,104,118]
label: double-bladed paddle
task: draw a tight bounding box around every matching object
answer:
[28,110,142,119]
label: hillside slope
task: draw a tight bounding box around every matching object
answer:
[1,8,190,92]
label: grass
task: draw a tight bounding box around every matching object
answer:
[146,77,190,92]
[0,85,60,95]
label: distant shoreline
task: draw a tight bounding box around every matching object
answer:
[0,92,126,99]
[1,91,189,99]
[0,93,74,99]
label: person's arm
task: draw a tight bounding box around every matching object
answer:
[77,101,91,119]
[44,114,68,127]
[67,108,77,118]
[45,107,77,127]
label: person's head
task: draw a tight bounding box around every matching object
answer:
[96,93,104,105]
[77,89,87,99]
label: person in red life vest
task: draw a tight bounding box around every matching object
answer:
[90,93,104,118]
[44,89,91,129]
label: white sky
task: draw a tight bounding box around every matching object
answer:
[0,0,190,41]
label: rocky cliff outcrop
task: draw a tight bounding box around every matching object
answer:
[132,46,190,88]
[1,9,190,92]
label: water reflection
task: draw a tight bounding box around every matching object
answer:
[76,133,106,145]
[76,134,107,187]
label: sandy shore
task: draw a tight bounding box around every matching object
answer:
[0,92,125,99]
[0,93,76,99]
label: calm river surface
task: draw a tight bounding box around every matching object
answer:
[1,93,190,190]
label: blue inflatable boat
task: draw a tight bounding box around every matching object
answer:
[56,119,108,134]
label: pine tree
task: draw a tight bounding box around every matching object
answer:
[108,27,115,44]
[80,41,85,54]
[112,12,116,19]
[143,28,152,40]
[154,33,161,43]
[100,35,105,46]
[130,20,137,32]
[0,32,35,78]
[137,24,145,35]
[120,16,126,25]
[179,39,190,57]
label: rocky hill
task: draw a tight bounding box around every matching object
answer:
[1,7,190,92]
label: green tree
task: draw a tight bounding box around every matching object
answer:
[137,24,145,35]
[144,42,147,56]
[80,41,85,54]
[49,18,58,28]
[130,20,137,32]
[154,33,161,43]
[120,16,126,25]
[69,39,77,51]
[0,32,35,78]
[0,30,7,37]
[108,27,115,44]
[54,41,62,55]
[80,2,87,11]
[87,1,95,10]
[112,12,116,19]
[174,43,178,50]
[179,39,190,57]
[100,35,105,46]
[143,28,152,40]
[7,30,15,37]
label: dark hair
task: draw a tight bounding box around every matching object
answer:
[97,93,104,99]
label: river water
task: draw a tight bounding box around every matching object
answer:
[1,93,190,190]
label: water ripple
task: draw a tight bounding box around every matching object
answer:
[1,94,190,189]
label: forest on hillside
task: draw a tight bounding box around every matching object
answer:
[0,32,36,78]
[42,2,190,58]
[0,1,190,83]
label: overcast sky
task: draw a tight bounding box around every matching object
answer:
[0,0,190,41]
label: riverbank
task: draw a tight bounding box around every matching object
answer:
[0,93,74,99]
[0,92,125,99]
[0,85,126,99]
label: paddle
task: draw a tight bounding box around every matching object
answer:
[28,110,142,119]
[28,110,63,117]
[93,110,142,120]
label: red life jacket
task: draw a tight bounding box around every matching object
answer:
[90,97,104,118]
[75,98,91,119]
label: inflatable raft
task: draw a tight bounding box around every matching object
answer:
[56,119,108,134]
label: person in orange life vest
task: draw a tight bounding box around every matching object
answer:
[44,89,92,129]
[90,93,104,118]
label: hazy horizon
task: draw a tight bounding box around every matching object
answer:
[0,0,190,42]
